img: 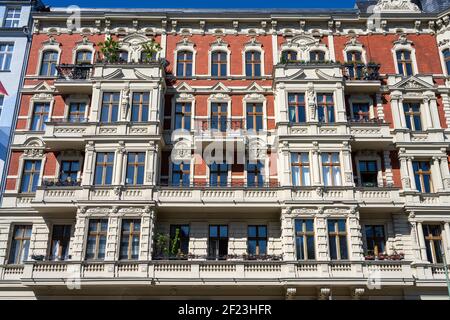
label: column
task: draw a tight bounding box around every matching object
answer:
[90,83,101,121]
[441,93,450,128]
[280,208,295,261]
[407,157,417,191]
[342,143,354,187]
[422,97,434,130]
[383,151,394,187]
[428,97,441,129]
[312,149,321,186]
[417,222,428,262]
[70,208,88,261]
[440,155,450,190]
[399,156,411,190]
[145,142,157,185]
[348,209,364,261]
[335,83,346,122]
[106,211,119,262]
[114,146,125,185]
[315,211,329,261]
[408,215,422,263]
[376,93,385,121]
[82,142,95,185]
[398,97,407,129]
[390,95,403,128]
[281,144,291,187]
[444,223,450,264]
[432,157,444,192]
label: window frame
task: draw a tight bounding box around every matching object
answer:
[321,152,342,187]
[131,92,150,122]
[211,51,228,77]
[176,50,194,77]
[20,159,42,193]
[3,7,21,28]
[244,50,262,78]
[413,160,434,193]
[396,49,414,76]
[125,152,146,186]
[295,219,316,260]
[119,219,141,261]
[291,152,311,187]
[94,152,115,186]
[328,219,349,260]
[0,42,14,71]
[208,225,229,260]
[403,102,423,131]
[423,224,444,264]
[317,93,335,124]
[8,224,32,265]
[100,92,120,123]
[85,219,108,261]
[39,50,59,77]
[247,225,268,256]
[49,224,72,261]
[287,93,307,124]
[364,224,386,256]
[173,101,192,130]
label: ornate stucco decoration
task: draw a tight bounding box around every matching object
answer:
[373,0,421,13]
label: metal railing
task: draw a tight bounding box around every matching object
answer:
[42,178,82,188]
[342,63,381,81]
[56,64,93,80]
[159,181,280,188]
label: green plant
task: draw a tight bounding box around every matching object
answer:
[141,39,162,62]
[98,37,120,63]
[170,227,181,256]
[154,232,170,257]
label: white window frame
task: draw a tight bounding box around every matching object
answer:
[208,39,231,77]
[171,93,195,132]
[27,94,54,131]
[319,151,343,187]
[36,42,61,77]
[3,7,21,28]
[0,42,14,71]
[348,95,375,121]
[392,39,418,76]
[242,39,265,77]
[354,152,383,188]
[290,151,312,187]
[173,38,196,77]
[243,93,267,132]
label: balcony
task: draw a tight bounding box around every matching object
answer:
[342,63,381,93]
[55,64,93,94]
[34,178,83,206]
[12,260,418,287]
[192,119,248,142]
[347,118,392,147]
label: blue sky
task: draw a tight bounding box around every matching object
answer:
[45,0,357,9]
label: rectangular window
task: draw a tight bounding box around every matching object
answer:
[131,92,150,122]
[211,51,227,77]
[413,161,433,193]
[365,225,386,256]
[248,225,267,256]
[119,219,141,260]
[245,51,261,77]
[85,219,108,260]
[317,93,335,123]
[322,153,342,186]
[209,163,229,187]
[169,225,190,258]
[310,50,325,62]
[50,225,71,261]
[100,92,120,122]
[68,102,86,122]
[352,103,370,122]
[3,8,21,28]
[246,103,263,131]
[126,152,145,185]
[359,160,378,187]
[211,102,228,132]
[94,152,114,185]
[403,103,422,131]
[295,219,315,260]
[443,49,450,76]
[291,153,311,186]
[328,219,348,260]
[31,102,50,131]
[0,43,14,71]
[8,225,31,264]
[39,51,58,76]
[247,161,264,187]
[208,225,228,260]
[20,160,41,193]
[59,160,80,183]
[172,162,190,187]
[423,224,444,264]
[176,51,193,77]
[288,93,306,123]
[174,102,191,130]
[397,50,413,76]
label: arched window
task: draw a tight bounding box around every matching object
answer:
[443,49,450,76]
[346,50,364,80]
[176,51,193,77]
[211,51,227,77]
[245,51,261,77]
[310,50,325,62]
[39,50,58,76]
[118,50,129,63]
[281,50,297,62]
[76,50,92,64]
[396,50,413,76]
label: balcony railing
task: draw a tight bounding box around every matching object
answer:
[159,181,280,188]
[347,117,384,125]
[42,178,82,188]
[342,63,381,81]
[56,64,93,80]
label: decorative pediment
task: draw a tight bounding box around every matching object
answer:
[244,38,262,49]
[175,82,194,92]
[32,81,54,93]
[208,93,231,101]
[176,37,195,50]
[392,76,435,91]
[393,34,413,46]
[344,37,364,51]
[211,82,231,93]
[210,37,229,51]
[373,0,421,13]
[245,82,265,92]
[282,34,320,51]
[121,33,149,45]
[243,93,265,102]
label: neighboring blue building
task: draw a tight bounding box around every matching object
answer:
[0,1,45,190]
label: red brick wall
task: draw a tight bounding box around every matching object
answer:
[390,151,402,188]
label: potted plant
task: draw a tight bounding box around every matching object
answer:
[140,39,162,63]
[98,37,120,63]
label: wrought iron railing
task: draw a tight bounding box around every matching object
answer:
[42,178,82,187]
[342,62,381,81]
[159,181,280,188]
[56,64,93,80]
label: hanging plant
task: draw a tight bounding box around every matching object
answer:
[98,37,120,63]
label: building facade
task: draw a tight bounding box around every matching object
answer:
[1,0,450,299]
[0,0,45,199]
